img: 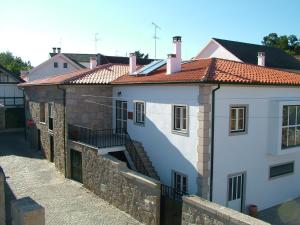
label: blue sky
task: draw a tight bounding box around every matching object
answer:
[0,0,299,66]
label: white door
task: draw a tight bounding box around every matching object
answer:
[116,100,127,132]
[227,173,245,212]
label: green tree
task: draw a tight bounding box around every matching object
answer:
[134,50,149,60]
[0,51,32,75]
[262,33,300,56]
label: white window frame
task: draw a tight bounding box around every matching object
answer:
[63,62,68,68]
[269,161,294,179]
[134,101,145,125]
[172,104,188,134]
[281,105,300,149]
[229,105,248,134]
[172,170,188,193]
[39,102,46,123]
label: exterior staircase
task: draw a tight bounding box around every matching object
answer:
[130,141,160,181]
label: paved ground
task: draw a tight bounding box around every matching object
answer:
[0,131,142,225]
[258,198,300,225]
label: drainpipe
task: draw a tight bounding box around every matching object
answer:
[57,85,67,177]
[209,83,220,202]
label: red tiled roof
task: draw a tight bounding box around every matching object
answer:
[112,58,300,86]
[19,64,128,87]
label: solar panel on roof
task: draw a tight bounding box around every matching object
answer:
[135,59,166,75]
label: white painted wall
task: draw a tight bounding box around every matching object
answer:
[29,55,80,81]
[113,85,200,193]
[213,85,300,211]
[195,41,242,62]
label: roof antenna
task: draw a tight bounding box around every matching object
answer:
[94,33,100,53]
[152,22,161,60]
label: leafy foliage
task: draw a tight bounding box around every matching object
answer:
[262,33,300,56]
[0,51,32,75]
[134,50,149,59]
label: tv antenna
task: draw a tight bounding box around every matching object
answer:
[152,22,161,59]
[94,33,100,53]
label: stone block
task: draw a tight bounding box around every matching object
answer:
[11,197,45,225]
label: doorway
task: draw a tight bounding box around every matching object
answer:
[227,173,245,212]
[37,129,41,151]
[49,135,54,162]
[116,100,127,132]
[70,149,83,183]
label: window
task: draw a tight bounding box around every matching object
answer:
[48,103,54,131]
[172,171,188,193]
[40,102,45,123]
[282,105,300,149]
[63,63,68,68]
[54,62,58,68]
[172,105,188,133]
[134,102,145,124]
[270,162,294,178]
[230,106,247,133]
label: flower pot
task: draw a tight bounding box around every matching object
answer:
[249,204,258,217]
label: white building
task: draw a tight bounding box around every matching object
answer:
[0,64,24,130]
[111,37,300,212]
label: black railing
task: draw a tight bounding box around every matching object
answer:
[68,124,126,148]
[161,184,188,201]
[68,124,152,178]
[0,97,24,106]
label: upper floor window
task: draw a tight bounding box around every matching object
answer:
[48,103,54,131]
[63,63,68,68]
[230,106,247,133]
[54,62,58,68]
[134,101,145,125]
[172,171,188,193]
[282,105,300,149]
[40,102,45,123]
[172,105,188,134]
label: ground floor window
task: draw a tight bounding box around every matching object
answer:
[172,170,188,193]
[270,162,294,179]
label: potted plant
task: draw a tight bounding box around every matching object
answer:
[249,204,258,217]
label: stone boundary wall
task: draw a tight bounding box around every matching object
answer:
[67,141,161,225]
[182,195,270,225]
[0,167,5,225]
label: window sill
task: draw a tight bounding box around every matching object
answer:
[171,130,189,137]
[40,122,46,125]
[269,172,294,180]
[229,130,247,136]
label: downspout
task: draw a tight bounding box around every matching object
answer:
[57,85,67,177]
[209,83,220,202]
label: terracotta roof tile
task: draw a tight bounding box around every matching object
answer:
[112,58,300,86]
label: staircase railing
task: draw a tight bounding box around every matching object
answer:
[68,124,151,177]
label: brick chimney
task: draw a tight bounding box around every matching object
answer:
[257,52,265,66]
[129,52,137,75]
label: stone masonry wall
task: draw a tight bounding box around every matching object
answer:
[0,167,5,225]
[182,195,270,225]
[67,141,160,225]
[24,86,65,173]
[65,85,112,129]
[197,85,212,199]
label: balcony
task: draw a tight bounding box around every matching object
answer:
[68,124,150,177]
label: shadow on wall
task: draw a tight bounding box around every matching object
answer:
[4,180,17,225]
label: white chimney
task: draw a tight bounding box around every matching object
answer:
[129,52,137,75]
[57,47,61,53]
[52,47,56,53]
[90,57,97,69]
[257,52,265,66]
[166,36,182,75]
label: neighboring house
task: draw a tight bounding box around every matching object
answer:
[109,36,300,212]
[22,47,153,81]
[195,38,300,72]
[0,64,24,130]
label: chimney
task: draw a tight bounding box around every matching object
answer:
[52,47,56,53]
[90,57,97,69]
[166,36,182,75]
[57,47,61,53]
[129,52,137,75]
[257,52,265,66]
